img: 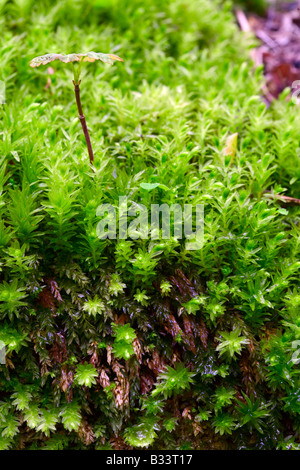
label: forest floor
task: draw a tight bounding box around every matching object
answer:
[236,0,300,104]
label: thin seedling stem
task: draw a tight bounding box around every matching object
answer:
[73,80,94,165]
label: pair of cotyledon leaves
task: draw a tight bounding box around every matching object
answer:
[30,51,123,67]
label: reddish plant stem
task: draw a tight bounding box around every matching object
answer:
[73,80,94,165]
[263,191,300,206]
[275,195,300,206]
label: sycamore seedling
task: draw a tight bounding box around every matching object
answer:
[30,52,123,165]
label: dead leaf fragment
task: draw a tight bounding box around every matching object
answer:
[224,133,238,160]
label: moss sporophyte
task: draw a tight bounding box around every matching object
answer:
[30,52,123,166]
